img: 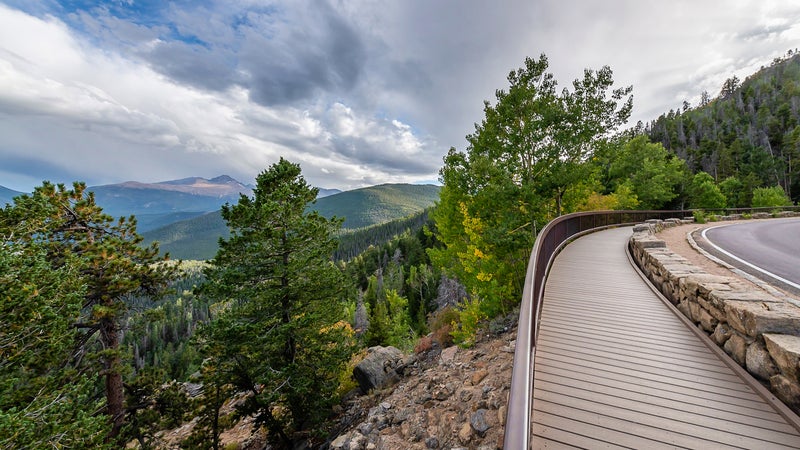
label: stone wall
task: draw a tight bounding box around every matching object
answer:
[629,217,800,414]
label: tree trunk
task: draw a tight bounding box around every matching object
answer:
[101,319,125,440]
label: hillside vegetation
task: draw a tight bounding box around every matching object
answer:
[647,51,800,204]
[142,183,440,260]
[313,183,440,229]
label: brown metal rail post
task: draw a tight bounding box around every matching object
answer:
[503,210,692,449]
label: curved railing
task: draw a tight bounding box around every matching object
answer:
[503,210,693,449]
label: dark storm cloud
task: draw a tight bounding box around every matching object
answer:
[70,0,368,107]
[238,1,366,106]
[145,40,237,92]
[24,1,367,107]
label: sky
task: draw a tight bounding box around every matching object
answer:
[1,0,800,192]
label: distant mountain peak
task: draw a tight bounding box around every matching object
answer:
[91,176,253,201]
[209,175,238,184]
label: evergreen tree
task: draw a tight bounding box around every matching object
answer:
[0,237,110,449]
[0,182,175,441]
[196,158,354,448]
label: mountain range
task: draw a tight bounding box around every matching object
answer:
[1,176,440,260]
[0,176,342,232]
[141,183,442,260]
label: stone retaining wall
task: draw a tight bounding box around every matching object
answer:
[629,216,800,414]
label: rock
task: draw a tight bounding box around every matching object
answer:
[357,422,373,436]
[637,237,666,248]
[353,346,404,393]
[696,295,727,321]
[724,333,748,365]
[330,434,348,449]
[746,340,778,381]
[764,334,800,381]
[712,323,733,346]
[697,307,718,333]
[425,436,439,448]
[711,289,781,304]
[681,274,737,297]
[432,384,452,400]
[470,409,491,436]
[472,369,489,385]
[415,391,432,405]
[725,301,800,337]
[392,407,413,425]
[440,345,458,364]
[677,299,691,318]
[458,422,473,444]
[771,374,800,412]
[349,431,366,450]
[688,299,702,323]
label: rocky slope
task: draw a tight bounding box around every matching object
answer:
[328,327,516,450]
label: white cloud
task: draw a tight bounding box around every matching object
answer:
[2,1,800,192]
[0,3,443,191]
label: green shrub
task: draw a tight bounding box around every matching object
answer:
[752,186,792,208]
[692,210,707,224]
[451,297,488,348]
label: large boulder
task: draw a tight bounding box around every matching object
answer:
[353,346,404,394]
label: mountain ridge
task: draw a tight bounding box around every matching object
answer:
[0,176,343,232]
[142,183,441,260]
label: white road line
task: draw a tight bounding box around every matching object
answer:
[701,226,800,291]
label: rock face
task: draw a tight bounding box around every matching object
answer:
[353,346,405,394]
[630,217,800,414]
[331,327,516,449]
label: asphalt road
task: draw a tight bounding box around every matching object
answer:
[701,217,800,294]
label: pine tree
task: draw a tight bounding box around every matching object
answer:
[0,238,110,448]
[0,181,175,441]
[196,158,354,448]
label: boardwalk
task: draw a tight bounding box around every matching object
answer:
[531,226,800,449]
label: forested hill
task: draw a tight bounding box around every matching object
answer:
[312,183,440,229]
[646,51,800,203]
[142,183,441,260]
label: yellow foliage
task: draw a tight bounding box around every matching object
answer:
[476,271,493,282]
[579,192,619,211]
[321,320,355,337]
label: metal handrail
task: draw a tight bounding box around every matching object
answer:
[503,209,693,449]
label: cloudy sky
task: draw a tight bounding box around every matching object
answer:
[1,0,799,192]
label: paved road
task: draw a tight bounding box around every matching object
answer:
[702,218,800,294]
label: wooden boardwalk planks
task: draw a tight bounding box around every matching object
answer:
[531,226,800,449]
